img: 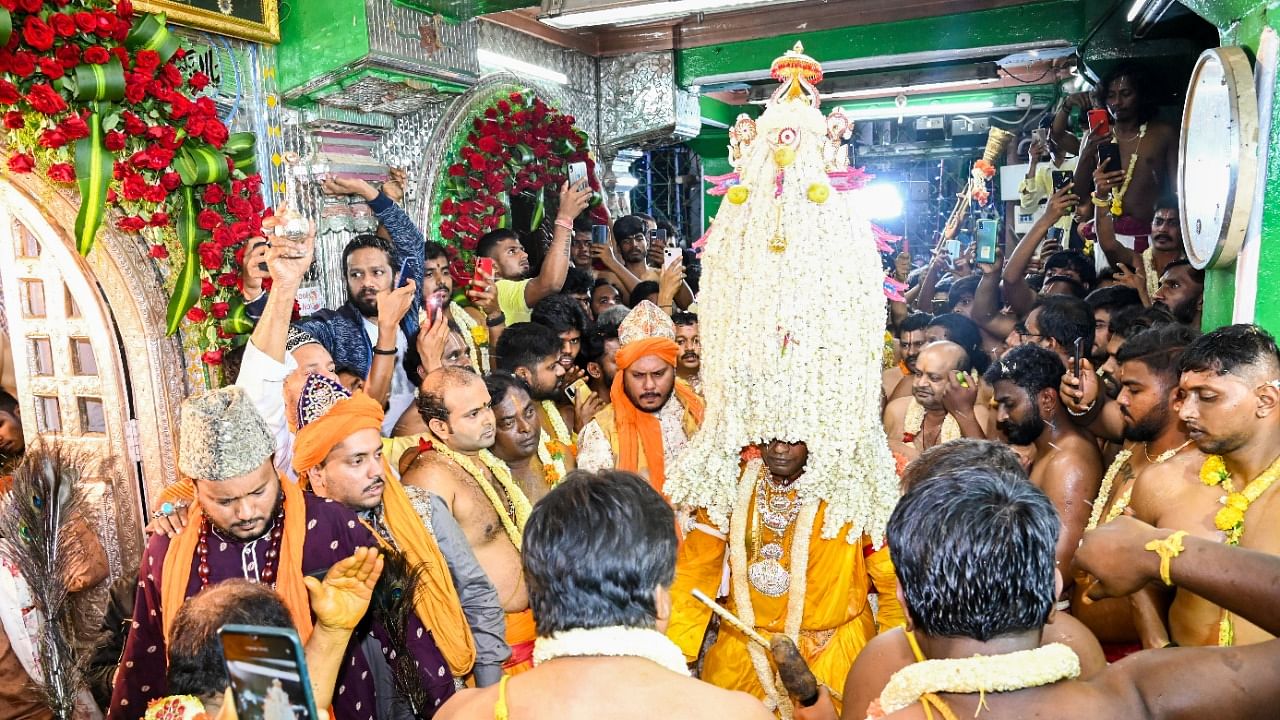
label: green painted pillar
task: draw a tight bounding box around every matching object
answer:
[1180,1,1280,332]
[276,0,371,96]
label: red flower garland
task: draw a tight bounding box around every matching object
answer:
[0,0,268,379]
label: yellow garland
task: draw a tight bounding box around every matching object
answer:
[1141,247,1159,300]
[903,399,961,447]
[430,441,531,550]
[1197,453,1280,645]
[727,458,820,720]
[876,644,1080,715]
[535,429,568,487]
[448,302,490,373]
[1109,124,1147,217]
[1086,449,1131,532]
[540,399,574,446]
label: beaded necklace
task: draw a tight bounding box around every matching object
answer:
[1109,123,1147,217]
[197,503,285,588]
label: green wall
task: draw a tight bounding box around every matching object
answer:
[1181,1,1280,332]
[277,0,371,96]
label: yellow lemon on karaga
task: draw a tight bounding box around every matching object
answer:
[774,146,796,167]
[807,183,830,204]
[727,185,750,205]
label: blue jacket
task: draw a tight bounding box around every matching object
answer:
[295,192,424,377]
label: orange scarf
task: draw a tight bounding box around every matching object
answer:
[161,475,311,642]
[293,391,477,677]
[610,338,705,493]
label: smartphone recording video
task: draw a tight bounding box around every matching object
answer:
[220,625,321,720]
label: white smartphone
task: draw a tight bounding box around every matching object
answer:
[663,246,681,269]
[945,239,962,260]
[568,161,588,190]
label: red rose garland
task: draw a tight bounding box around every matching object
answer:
[0,0,268,382]
[436,90,606,286]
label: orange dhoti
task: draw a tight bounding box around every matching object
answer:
[503,609,535,675]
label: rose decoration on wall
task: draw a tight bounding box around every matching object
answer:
[433,89,607,285]
[0,0,267,384]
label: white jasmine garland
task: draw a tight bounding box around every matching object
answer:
[532,626,690,676]
[448,302,490,373]
[876,643,1080,715]
[666,92,899,544]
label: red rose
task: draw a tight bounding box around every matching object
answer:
[55,45,81,69]
[0,80,17,106]
[477,135,501,154]
[74,12,97,33]
[197,209,224,231]
[6,153,33,174]
[38,57,65,79]
[123,77,146,104]
[184,115,206,137]
[22,17,55,52]
[142,184,165,203]
[59,115,89,140]
[148,244,168,259]
[461,235,479,251]
[49,14,76,37]
[116,216,146,232]
[203,121,228,148]
[160,64,181,87]
[18,0,42,12]
[510,92,524,104]
[447,164,466,178]
[106,188,117,202]
[94,10,115,37]
[26,83,68,115]
[121,174,146,201]
[118,0,134,18]
[200,278,216,297]
[225,196,252,220]
[3,111,23,129]
[468,153,488,172]
[39,129,69,148]
[217,272,239,288]
[160,172,181,191]
[122,111,147,136]
[440,198,457,215]
[186,306,208,323]
[188,71,210,91]
[8,52,36,79]
[111,47,130,65]
[104,130,126,151]
[146,80,173,102]
[149,212,169,227]
[230,221,253,240]
[133,49,160,73]
[83,46,110,65]
[211,301,229,319]
[198,246,221,271]
[46,163,75,183]
[202,184,225,204]
[201,349,223,366]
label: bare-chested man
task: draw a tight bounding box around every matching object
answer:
[401,366,538,671]
[881,313,931,404]
[984,344,1101,592]
[1060,323,1223,650]
[1072,63,1178,237]
[884,341,986,464]
[821,467,1280,720]
[1177,323,1280,646]
[483,371,548,504]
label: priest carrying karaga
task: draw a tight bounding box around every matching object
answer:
[664,44,905,719]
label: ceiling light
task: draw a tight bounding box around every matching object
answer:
[476,48,568,85]
[840,100,995,122]
[822,78,1000,101]
[539,0,782,29]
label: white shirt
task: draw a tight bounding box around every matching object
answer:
[234,339,297,481]
[362,317,413,436]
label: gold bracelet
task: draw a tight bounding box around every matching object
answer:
[1144,530,1188,586]
[1090,192,1111,208]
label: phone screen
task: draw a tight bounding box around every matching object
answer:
[1073,337,1085,380]
[590,225,609,246]
[395,257,412,288]
[1052,171,1073,192]
[568,162,588,189]
[220,625,320,720]
[1097,143,1121,173]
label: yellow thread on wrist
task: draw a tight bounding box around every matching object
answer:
[1144,530,1188,586]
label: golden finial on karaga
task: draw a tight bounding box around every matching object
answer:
[769,41,824,107]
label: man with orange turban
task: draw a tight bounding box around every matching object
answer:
[291,373,510,689]
[108,386,457,720]
[577,301,705,496]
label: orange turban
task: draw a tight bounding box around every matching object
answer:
[611,337,705,493]
[292,390,384,476]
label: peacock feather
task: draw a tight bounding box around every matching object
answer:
[370,548,432,716]
[0,439,93,720]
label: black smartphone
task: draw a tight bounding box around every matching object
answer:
[395,257,412,288]
[653,229,668,246]
[590,225,609,246]
[1097,143,1121,173]
[1072,337,1085,380]
[220,624,322,720]
[1051,170,1073,192]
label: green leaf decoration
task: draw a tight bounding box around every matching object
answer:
[220,295,254,336]
[71,58,125,103]
[72,111,112,256]
[224,132,257,176]
[0,9,12,48]
[174,142,229,186]
[165,187,204,335]
[497,190,510,230]
[530,190,544,232]
[125,13,180,63]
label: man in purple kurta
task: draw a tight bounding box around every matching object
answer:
[107,387,456,720]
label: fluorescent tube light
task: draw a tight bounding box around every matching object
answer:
[477,48,568,85]
[540,0,774,29]
[841,100,995,121]
[822,77,1000,101]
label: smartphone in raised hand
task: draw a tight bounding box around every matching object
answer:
[568,161,589,190]
[975,219,999,265]
[1072,337,1085,380]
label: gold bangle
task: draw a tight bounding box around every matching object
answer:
[1144,530,1188,586]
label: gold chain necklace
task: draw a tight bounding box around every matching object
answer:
[431,441,532,550]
